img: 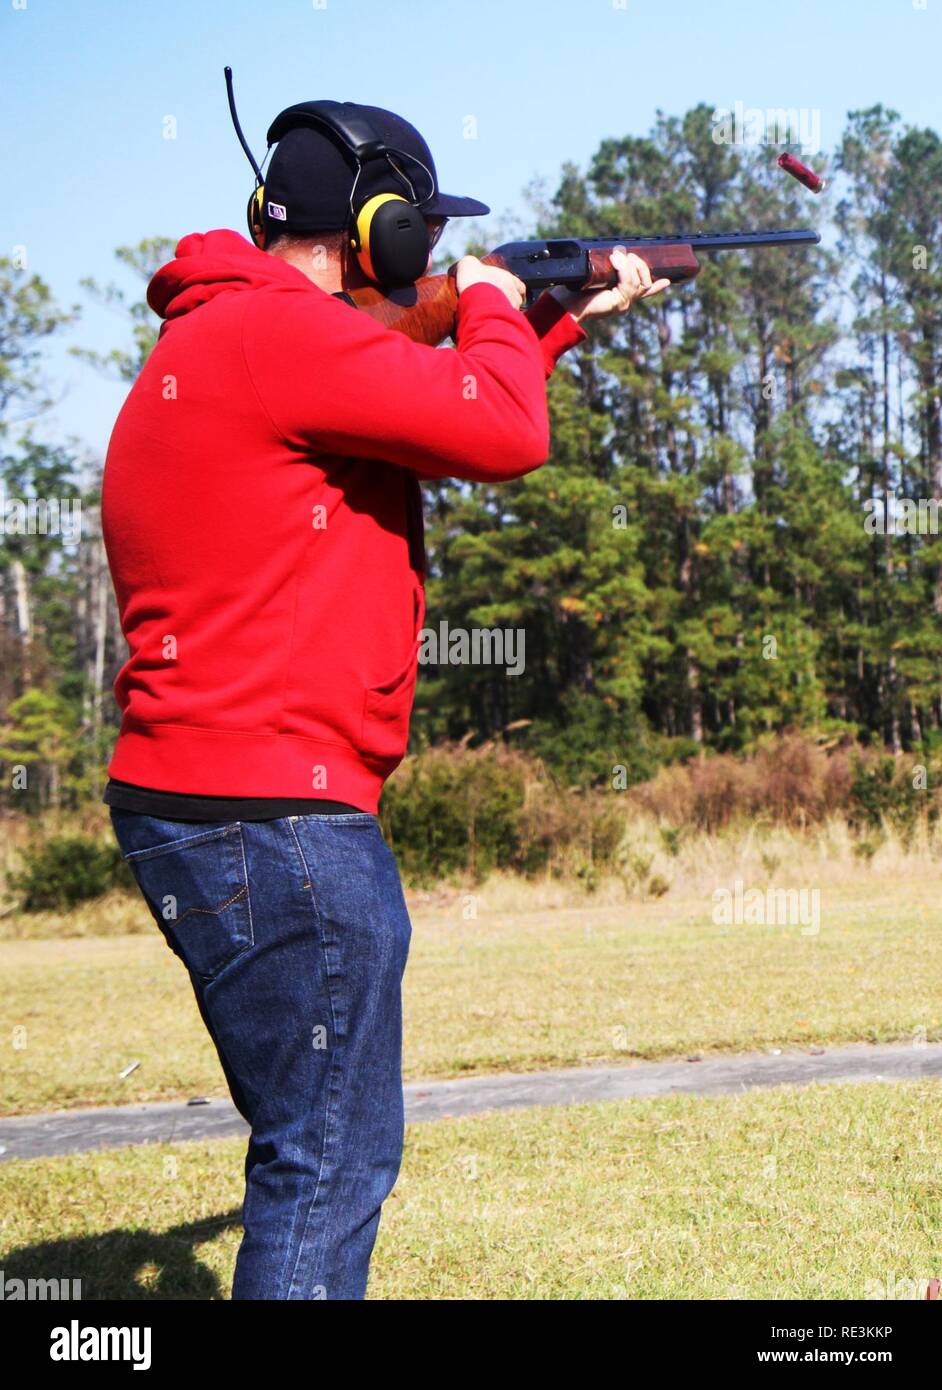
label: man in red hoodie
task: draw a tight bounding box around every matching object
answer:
[103,100,667,1300]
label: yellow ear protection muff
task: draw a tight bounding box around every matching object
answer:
[225,69,433,286]
[247,185,267,249]
[350,191,425,284]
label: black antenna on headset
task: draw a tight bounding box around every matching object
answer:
[224,66,264,184]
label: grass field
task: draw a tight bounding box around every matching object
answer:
[2,863,940,1115]
[2,1079,939,1300]
[3,820,940,1301]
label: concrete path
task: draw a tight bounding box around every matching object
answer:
[2,1041,940,1163]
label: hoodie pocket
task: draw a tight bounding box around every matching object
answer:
[361,586,425,762]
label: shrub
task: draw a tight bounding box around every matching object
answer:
[11,835,132,912]
[380,743,528,885]
[629,733,932,832]
[380,742,625,886]
[517,782,623,880]
[847,754,930,842]
[848,756,898,831]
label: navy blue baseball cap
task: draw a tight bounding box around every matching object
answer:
[261,103,489,236]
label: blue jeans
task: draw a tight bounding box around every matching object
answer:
[110,809,412,1300]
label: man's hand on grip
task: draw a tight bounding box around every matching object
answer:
[454,256,527,310]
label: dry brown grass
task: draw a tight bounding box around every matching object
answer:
[426,811,942,912]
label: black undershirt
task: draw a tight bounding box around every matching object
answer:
[104,779,364,823]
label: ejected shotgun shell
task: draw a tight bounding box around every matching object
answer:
[778,151,826,194]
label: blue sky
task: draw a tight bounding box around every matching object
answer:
[3,0,940,456]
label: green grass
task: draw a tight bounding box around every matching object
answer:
[1,877,940,1115]
[2,1079,940,1300]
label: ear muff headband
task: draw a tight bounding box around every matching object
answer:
[266,101,388,163]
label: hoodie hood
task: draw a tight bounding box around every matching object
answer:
[148,229,313,322]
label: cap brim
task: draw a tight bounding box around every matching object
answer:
[422,192,490,218]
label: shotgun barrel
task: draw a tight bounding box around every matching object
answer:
[491,228,821,289]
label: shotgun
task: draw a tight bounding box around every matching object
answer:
[344,228,821,344]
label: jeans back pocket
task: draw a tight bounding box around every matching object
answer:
[122,823,254,981]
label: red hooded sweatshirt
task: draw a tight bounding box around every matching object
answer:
[102,229,585,812]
